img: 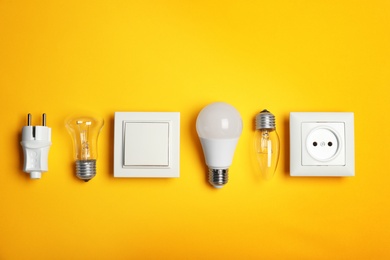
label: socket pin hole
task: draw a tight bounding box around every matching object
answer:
[328,142,333,146]
[313,142,318,147]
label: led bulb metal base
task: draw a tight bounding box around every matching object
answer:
[76,159,96,182]
[209,168,228,188]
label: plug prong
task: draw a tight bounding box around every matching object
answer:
[42,113,46,126]
[27,114,32,126]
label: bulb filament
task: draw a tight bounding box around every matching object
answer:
[77,120,92,160]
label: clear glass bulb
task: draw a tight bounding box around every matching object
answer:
[196,102,243,188]
[254,110,280,179]
[65,115,104,182]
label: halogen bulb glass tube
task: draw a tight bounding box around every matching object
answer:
[196,102,243,188]
[254,110,280,179]
[65,115,104,182]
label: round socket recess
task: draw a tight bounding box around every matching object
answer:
[306,127,340,161]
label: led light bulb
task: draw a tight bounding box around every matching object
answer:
[254,109,280,179]
[65,115,104,182]
[196,102,243,188]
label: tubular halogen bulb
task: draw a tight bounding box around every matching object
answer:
[65,115,104,182]
[196,102,243,188]
[254,110,280,179]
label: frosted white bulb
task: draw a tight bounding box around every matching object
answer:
[196,102,243,188]
[65,115,104,182]
[254,110,280,179]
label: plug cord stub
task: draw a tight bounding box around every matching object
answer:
[20,114,52,179]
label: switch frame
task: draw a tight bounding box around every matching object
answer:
[114,112,180,178]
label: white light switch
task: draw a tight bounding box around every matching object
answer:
[114,112,180,178]
[124,122,169,166]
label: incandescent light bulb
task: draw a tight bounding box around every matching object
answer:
[65,115,104,182]
[196,102,243,188]
[254,109,280,179]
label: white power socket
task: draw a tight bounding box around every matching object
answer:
[302,122,345,165]
[290,112,354,176]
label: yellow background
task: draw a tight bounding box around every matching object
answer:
[1,1,389,259]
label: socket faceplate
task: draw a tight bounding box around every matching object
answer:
[290,112,354,177]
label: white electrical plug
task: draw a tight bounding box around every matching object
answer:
[20,114,52,179]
